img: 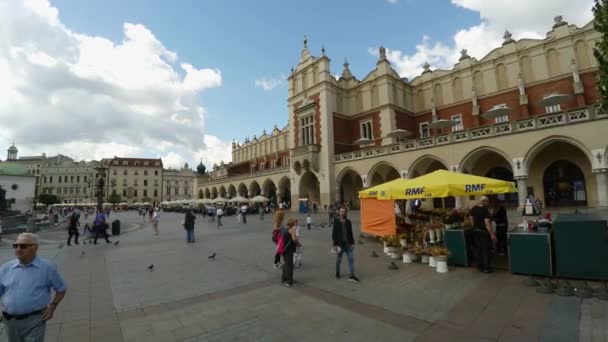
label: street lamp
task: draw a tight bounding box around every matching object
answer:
[94,166,107,211]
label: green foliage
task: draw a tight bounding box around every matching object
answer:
[38,194,60,206]
[594,0,608,110]
[108,192,122,204]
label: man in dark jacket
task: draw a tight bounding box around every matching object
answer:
[332,207,360,282]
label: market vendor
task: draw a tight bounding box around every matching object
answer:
[470,196,496,273]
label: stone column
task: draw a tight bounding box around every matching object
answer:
[515,177,528,208]
[595,170,608,207]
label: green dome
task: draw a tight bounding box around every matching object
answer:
[7,145,18,153]
[0,163,27,176]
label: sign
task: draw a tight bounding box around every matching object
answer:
[524,198,534,215]
[405,187,425,196]
[465,184,486,192]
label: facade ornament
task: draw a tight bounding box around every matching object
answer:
[303,35,308,49]
[553,15,567,29]
[503,30,515,45]
[378,46,387,61]
[341,58,353,79]
[458,49,470,61]
[516,160,521,170]
[321,45,325,55]
[422,62,431,74]
[597,152,603,164]
[291,66,294,73]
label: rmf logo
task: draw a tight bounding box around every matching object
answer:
[405,187,425,196]
[368,191,378,196]
[465,184,486,192]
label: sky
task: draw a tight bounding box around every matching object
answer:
[0,0,595,169]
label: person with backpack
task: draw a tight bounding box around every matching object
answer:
[67,212,80,246]
[272,209,286,269]
[93,211,111,244]
[279,218,298,287]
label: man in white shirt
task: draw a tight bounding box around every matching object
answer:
[216,207,224,228]
[240,204,248,224]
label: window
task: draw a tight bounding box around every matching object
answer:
[154,189,158,197]
[154,170,158,176]
[76,176,80,182]
[143,190,148,197]
[122,161,128,166]
[123,190,127,197]
[271,159,276,168]
[84,176,87,182]
[144,180,148,186]
[134,190,138,197]
[83,187,87,194]
[495,115,509,123]
[135,162,140,166]
[545,104,561,114]
[58,176,62,183]
[419,122,430,138]
[154,179,158,186]
[75,188,80,194]
[69,187,74,194]
[166,186,170,195]
[451,114,463,132]
[113,160,119,165]
[44,176,47,183]
[144,170,148,175]
[123,179,127,186]
[260,162,265,171]
[174,187,179,195]
[112,190,117,196]
[70,176,74,182]
[134,170,138,175]
[123,170,127,175]
[360,120,373,140]
[64,176,68,182]
[250,164,256,173]
[113,170,117,175]
[144,161,149,166]
[184,187,189,195]
[283,157,289,166]
[166,180,170,185]
[300,114,314,146]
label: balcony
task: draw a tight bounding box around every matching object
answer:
[334,106,606,163]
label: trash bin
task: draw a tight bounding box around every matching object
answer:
[112,220,120,236]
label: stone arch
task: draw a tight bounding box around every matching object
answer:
[336,167,363,209]
[278,176,291,204]
[459,146,513,174]
[433,83,443,106]
[238,183,248,197]
[218,185,227,198]
[408,155,449,177]
[211,187,218,198]
[227,184,237,198]
[524,136,595,207]
[299,171,320,204]
[520,56,534,83]
[262,178,277,203]
[249,180,261,197]
[204,188,211,199]
[495,63,508,90]
[547,49,561,77]
[368,161,400,187]
[452,77,463,102]
[575,40,590,69]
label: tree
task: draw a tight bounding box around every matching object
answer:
[594,0,608,110]
[108,192,122,205]
[197,160,206,175]
[38,194,60,206]
[198,189,204,199]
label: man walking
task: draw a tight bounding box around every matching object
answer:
[332,207,360,282]
[0,233,67,342]
[216,206,224,228]
[93,210,111,244]
[66,212,79,246]
[470,196,495,273]
[240,204,247,224]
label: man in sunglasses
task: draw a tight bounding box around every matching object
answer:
[0,233,67,341]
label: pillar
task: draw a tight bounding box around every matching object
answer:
[515,177,528,208]
[595,171,608,207]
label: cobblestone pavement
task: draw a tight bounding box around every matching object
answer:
[0,210,606,341]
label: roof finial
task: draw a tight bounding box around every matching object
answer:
[422,62,431,74]
[378,46,387,61]
[303,35,308,49]
[321,44,325,55]
[553,15,567,28]
[503,30,514,45]
[344,58,349,68]
[459,49,470,61]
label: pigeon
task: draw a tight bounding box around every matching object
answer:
[57,244,64,249]
[388,262,399,270]
[81,251,85,257]
[370,250,379,258]
[208,253,216,260]
[147,264,154,271]
[114,241,120,245]
[358,237,364,244]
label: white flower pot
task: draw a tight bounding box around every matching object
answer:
[383,242,389,254]
[387,246,400,259]
[402,253,413,263]
[436,256,448,273]
[400,239,407,247]
[421,255,429,264]
[429,256,437,267]
[428,229,436,243]
[435,228,443,242]
[389,252,401,259]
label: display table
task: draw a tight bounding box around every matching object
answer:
[553,213,608,280]
[444,228,473,266]
[507,229,553,277]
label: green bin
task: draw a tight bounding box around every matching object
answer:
[507,230,553,277]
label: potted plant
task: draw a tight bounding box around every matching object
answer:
[428,222,443,242]
[402,246,414,263]
[386,236,402,259]
[430,246,450,273]
[420,247,430,264]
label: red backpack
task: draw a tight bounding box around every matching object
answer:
[276,228,291,254]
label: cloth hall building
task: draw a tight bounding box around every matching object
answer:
[198,17,608,210]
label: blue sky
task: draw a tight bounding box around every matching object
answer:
[0,0,594,168]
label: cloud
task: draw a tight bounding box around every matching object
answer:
[387,0,398,3]
[0,0,231,168]
[374,0,594,79]
[255,74,286,91]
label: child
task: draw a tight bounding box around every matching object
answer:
[294,222,303,268]
[306,214,312,230]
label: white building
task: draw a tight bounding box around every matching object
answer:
[0,164,36,212]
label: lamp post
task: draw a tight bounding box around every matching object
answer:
[94,166,107,212]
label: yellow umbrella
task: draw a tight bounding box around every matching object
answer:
[359,170,517,200]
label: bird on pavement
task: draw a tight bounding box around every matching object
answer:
[57,244,64,249]
[147,264,154,271]
[370,250,379,258]
[81,251,85,257]
[388,262,399,270]
[114,241,119,245]
[208,253,216,260]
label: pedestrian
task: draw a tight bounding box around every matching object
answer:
[328,204,334,226]
[306,213,312,230]
[294,221,303,268]
[332,206,360,282]
[259,205,264,221]
[272,208,286,269]
[240,204,248,223]
[66,212,80,246]
[0,233,67,342]
[184,210,196,243]
[492,201,508,256]
[216,207,224,228]
[148,207,153,223]
[152,208,160,235]
[280,218,298,287]
[93,210,112,244]
[470,196,495,273]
